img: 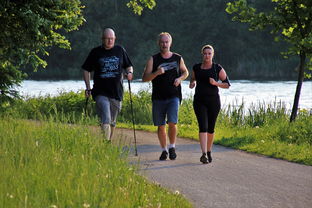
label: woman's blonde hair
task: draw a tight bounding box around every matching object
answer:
[201,44,214,54]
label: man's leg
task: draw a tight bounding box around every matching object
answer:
[95,95,111,140]
[158,125,167,149]
[110,126,115,140]
[158,125,168,160]
[152,100,168,160]
[101,123,111,140]
[109,98,121,140]
[168,122,177,146]
[167,97,179,160]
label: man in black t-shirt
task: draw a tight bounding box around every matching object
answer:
[142,32,189,160]
[82,28,133,140]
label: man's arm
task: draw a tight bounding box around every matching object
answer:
[173,57,189,87]
[83,70,92,97]
[142,57,164,82]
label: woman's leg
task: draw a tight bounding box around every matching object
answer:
[199,132,208,153]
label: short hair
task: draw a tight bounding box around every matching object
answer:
[201,44,214,54]
[158,32,172,43]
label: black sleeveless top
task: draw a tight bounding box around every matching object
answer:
[193,63,222,101]
[152,53,182,101]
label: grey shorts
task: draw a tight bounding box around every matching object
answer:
[95,95,121,126]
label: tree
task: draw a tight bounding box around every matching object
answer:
[0,0,85,102]
[226,0,312,122]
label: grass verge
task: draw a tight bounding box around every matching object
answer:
[0,118,192,208]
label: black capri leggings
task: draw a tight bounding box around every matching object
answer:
[193,95,221,133]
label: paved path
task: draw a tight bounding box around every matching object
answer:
[115,128,312,208]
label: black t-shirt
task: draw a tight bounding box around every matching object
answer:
[82,45,132,101]
[193,63,222,101]
[152,53,182,101]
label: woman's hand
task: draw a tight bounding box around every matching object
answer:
[189,81,196,89]
[209,78,217,86]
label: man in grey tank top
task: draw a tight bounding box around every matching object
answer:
[142,32,189,160]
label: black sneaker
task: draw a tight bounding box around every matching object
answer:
[207,151,212,163]
[168,147,177,160]
[200,153,208,164]
[159,150,168,160]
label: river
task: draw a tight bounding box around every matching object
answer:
[18,80,312,110]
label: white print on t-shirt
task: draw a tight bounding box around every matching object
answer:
[158,61,178,72]
[98,56,120,78]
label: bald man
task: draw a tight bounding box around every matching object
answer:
[82,28,134,140]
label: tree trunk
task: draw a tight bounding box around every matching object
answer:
[290,51,306,122]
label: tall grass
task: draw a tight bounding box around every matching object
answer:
[0,118,192,207]
[1,89,311,165]
[1,91,98,124]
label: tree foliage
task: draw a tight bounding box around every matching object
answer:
[226,0,312,121]
[226,0,312,68]
[127,0,156,15]
[28,0,298,81]
[0,0,84,102]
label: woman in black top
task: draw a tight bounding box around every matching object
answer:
[189,44,230,164]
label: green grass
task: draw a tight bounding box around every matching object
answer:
[213,122,312,165]
[0,118,192,208]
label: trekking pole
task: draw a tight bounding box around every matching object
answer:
[85,96,89,115]
[84,90,90,117]
[128,80,138,156]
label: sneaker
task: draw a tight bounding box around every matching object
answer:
[207,151,212,163]
[200,153,208,164]
[168,147,177,160]
[159,150,168,160]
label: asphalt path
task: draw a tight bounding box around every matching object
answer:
[114,128,312,208]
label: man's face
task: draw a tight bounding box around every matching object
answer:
[159,35,171,53]
[102,30,116,49]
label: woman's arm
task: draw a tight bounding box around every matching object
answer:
[189,70,196,89]
[209,68,230,89]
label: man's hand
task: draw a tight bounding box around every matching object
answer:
[174,78,182,87]
[126,72,133,81]
[85,89,92,98]
[156,66,165,76]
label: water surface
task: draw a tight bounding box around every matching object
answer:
[18,80,312,110]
